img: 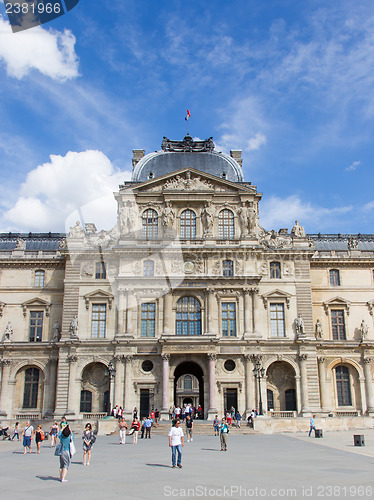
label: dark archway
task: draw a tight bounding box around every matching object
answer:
[174,361,204,418]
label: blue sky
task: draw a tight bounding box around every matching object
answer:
[0,0,373,234]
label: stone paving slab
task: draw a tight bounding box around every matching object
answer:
[0,432,373,500]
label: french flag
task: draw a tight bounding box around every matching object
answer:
[185,109,191,121]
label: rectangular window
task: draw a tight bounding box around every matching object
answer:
[329,269,340,286]
[331,310,346,340]
[222,260,234,277]
[141,303,156,337]
[34,270,45,287]
[270,303,285,337]
[95,262,106,279]
[91,304,106,338]
[222,302,236,336]
[29,311,43,342]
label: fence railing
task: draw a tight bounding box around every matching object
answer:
[82,413,107,420]
[14,413,41,420]
[269,411,296,418]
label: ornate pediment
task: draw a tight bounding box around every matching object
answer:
[161,135,214,153]
[83,289,114,310]
[261,289,292,309]
[323,296,351,315]
[21,297,51,316]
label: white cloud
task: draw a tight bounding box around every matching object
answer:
[345,160,360,172]
[247,133,267,152]
[2,150,131,232]
[259,195,353,232]
[0,16,79,80]
[363,201,374,211]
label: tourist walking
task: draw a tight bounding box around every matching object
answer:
[119,418,127,444]
[236,411,242,428]
[22,421,34,454]
[185,415,193,442]
[133,407,138,419]
[82,423,96,465]
[168,420,184,468]
[58,425,74,482]
[213,415,219,436]
[140,417,146,438]
[35,425,45,454]
[144,416,153,439]
[219,418,229,451]
[60,416,68,430]
[50,421,59,447]
[11,421,20,441]
[130,417,140,444]
[309,415,316,437]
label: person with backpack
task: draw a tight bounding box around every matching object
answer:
[35,425,45,454]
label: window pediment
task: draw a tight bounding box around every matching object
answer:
[262,289,292,309]
[323,296,351,316]
[21,298,51,317]
[84,289,114,310]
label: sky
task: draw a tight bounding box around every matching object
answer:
[0,0,373,235]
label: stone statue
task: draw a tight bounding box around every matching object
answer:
[15,238,26,250]
[348,237,358,250]
[120,201,138,234]
[201,201,214,237]
[238,202,249,237]
[315,319,323,339]
[291,220,306,238]
[248,203,258,235]
[359,320,369,341]
[52,321,61,342]
[295,314,305,336]
[69,315,79,339]
[69,221,85,238]
[3,321,13,342]
[162,202,175,231]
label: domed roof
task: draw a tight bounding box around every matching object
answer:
[131,136,244,183]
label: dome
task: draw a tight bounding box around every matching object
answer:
[131,136,244,183]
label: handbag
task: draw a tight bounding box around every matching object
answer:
[54,443,63,456]
[69,439,76,457]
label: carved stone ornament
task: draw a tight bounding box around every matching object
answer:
[0,358,11,366]
[67,355,78,363]
[298,354,308,361]
[161,353,170,361]
[359,320,369,341]
[161,135,215,153]
[69,316,79,338]
[291,220,306,238]
[317,356,326,364]
[3,321,13,342]
[68,221,85,238]
[15,238,26,250]
[0,302,4,317]
[163,172,214,191]
[258,227,292,249]
[363,357,372,364]
[208,353,217,361]
[315,319,323,339]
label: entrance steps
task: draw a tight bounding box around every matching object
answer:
[150,420,257,435]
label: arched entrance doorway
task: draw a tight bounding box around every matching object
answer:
[266,361,297,412]
[174,362,204,418]
[80,363,109,414]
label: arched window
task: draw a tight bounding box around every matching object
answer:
[222,260,234,277]
[176,296,201,335]
[144,260,154,277]
[267,389,274,411]
[270,262,281,279]
[330,269,340,286]
[180,210,196,239]
[184,375,193,390]
[34,270,45,287]
[23,367,40,408]
[335,365,352,406]
[80,390,92,413]
[142,209,158,240]
[219,209,235,239]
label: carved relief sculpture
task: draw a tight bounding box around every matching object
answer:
[201,201,214,237]
[3,321,13,342]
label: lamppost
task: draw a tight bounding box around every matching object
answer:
[106,360,116,416]
[253,359,265,416]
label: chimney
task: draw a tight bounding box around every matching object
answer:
[132,149,145,170]
[230,149,242,167]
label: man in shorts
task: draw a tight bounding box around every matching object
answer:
[22,421,34,454]
[185,415,193,442]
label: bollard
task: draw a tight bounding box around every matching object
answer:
[354,435,365,446]
[315,429,323,438]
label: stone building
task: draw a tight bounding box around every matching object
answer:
[0,135,373,427]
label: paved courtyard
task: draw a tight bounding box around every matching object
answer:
[0,429,373,499]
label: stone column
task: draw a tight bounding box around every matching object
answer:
[244,355,254,416]
[117,290,126,337]
[66,355,78,415]
[43,358,58,416]
[207,288,217,335]
[298,354,311,415]
[113,355,125,408]
[243,289,251,336]
[317,357,329,412]
[207,353,218,419]
[123,355,134,419]
[0,359,12,417]
[161,354,170,420]
[251,287,259,335]
[295,375,302,414]
[163,293,173,335]
[126,288,136,336]
[363,357,374,415]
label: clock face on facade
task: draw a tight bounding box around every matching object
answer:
[184,261,195,273]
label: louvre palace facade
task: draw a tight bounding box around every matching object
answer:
[0,135,374,428]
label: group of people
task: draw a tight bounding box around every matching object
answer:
[169,403,202,421]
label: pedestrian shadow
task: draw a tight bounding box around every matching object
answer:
[36,475,61,482]
[146,463,172,468]
[201,448,220,452]
[72,461,83,465]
